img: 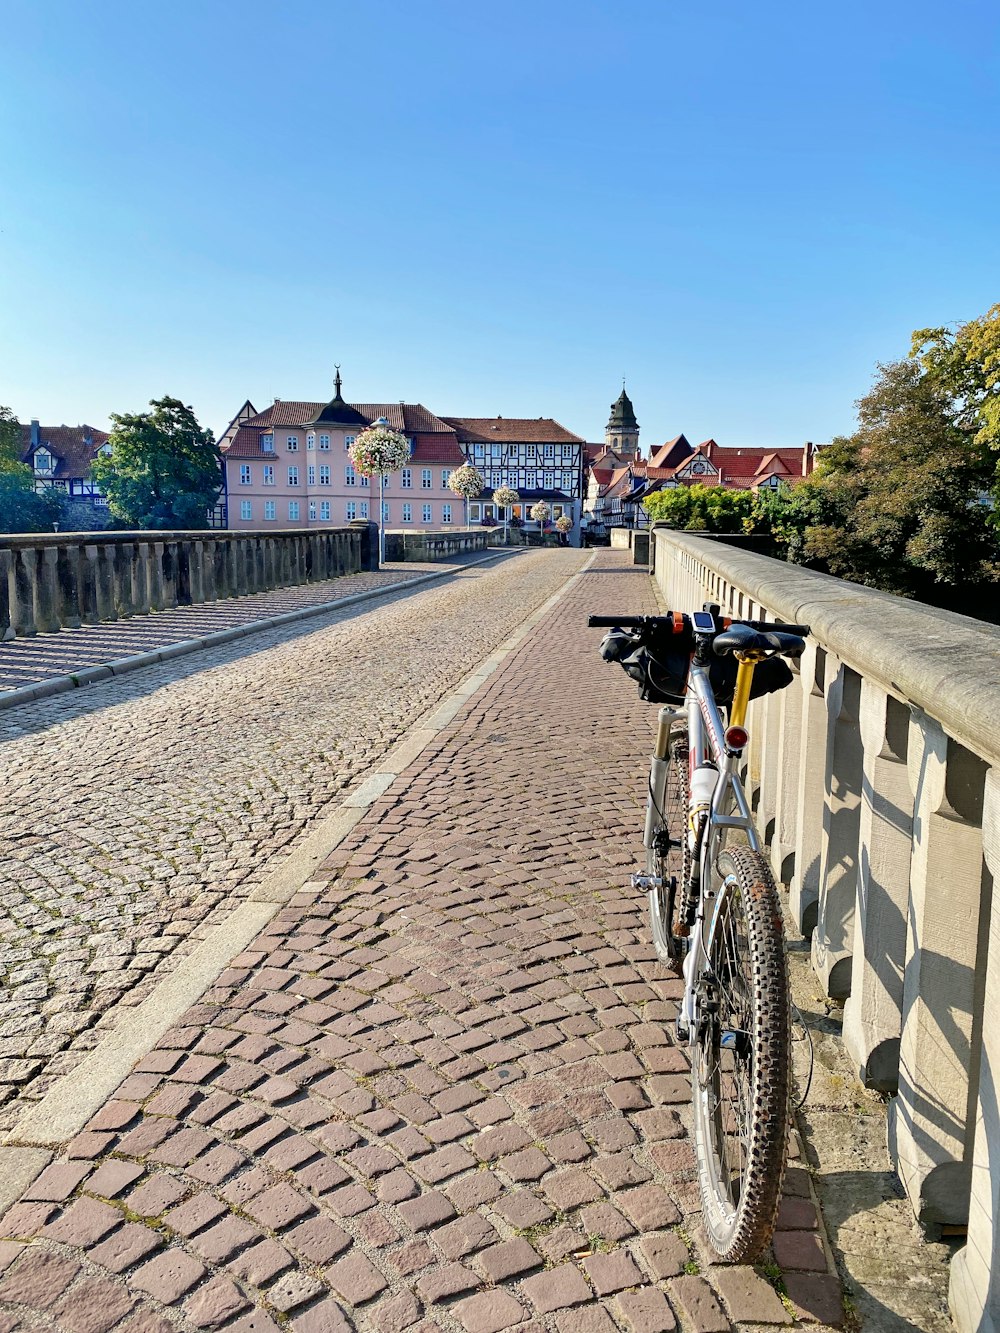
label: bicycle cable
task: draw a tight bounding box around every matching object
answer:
[790,999,814,1110]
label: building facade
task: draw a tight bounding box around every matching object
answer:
[443,417,586,540]
[219,374,466,532]
[17,420,111,510]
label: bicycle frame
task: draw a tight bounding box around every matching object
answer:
[644,657,761,1046]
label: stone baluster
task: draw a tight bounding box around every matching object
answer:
[887,716,988,1226]
[791,641,829,936]
[131,542,150,615]
[9,548,38,636]
[812,661,864,997]
[94,546,117,622]
[147,542,165,610]
[175,541,192,605]
[842,684,913,1090]
[187,540,205,606]
[948,766,1000,1333]
[253,537,265,591]
[160,542,178,608]
[201,541,217,601]
[32,547,60,633]
[79,545,100,624]
[757,684,783,847]
[770,666,804,887]
[0,550,13,639]
[112,544,134,618]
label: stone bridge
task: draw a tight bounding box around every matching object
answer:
[0,534,990,1332]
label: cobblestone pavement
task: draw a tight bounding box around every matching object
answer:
[0,551,847,1331]
[0,558,482,693]
[0,550,583,1128]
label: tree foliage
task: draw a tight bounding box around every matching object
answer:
[911,303,1000,466]
[643,483,755,533]
[91,396,221,529]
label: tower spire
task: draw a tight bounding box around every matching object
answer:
[333,364,343,400]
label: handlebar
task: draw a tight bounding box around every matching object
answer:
[587,613,810,636]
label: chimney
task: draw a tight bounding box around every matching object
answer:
[802,441,812,477]
[30,419,39,447]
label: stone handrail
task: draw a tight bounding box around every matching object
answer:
[651,527,999,1333]
[0,525,376,640]
[383,530,489,562]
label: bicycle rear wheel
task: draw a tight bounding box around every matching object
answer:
[692,846,789,1261]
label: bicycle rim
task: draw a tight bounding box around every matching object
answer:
[648,734,687,966]
[691,846,789,1261]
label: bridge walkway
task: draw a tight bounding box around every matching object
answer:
[0,551,844,1332]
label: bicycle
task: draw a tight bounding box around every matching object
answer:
[589,602,809,1261]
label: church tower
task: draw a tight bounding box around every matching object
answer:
[606,384,639,458]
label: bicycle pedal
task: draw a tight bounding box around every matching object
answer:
[631,873,662,890]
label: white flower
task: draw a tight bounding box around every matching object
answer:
[448,464,485,499]
[349,426,411,478]
[493,486,520,509]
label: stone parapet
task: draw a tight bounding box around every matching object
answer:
[0,528,366,639]
[382,529,489,562]
[651,528,1000,1333]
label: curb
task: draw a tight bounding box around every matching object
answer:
[0,548,515,713]
[2,552,594,1178]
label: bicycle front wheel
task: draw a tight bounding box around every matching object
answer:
[692,846,789,1261]
[648,733,687,966]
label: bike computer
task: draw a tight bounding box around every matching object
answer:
[691,611,716,634]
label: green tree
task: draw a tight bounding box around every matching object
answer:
[788,359,999,600]
[644,483,755,533]
[92,396,221,529]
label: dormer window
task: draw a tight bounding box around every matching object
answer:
[33,448,54,476]
[99,442,112,456]
[261,434,274,453]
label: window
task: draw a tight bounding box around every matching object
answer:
[382,501,390,521]
[319,465,330,485]
[401,468,412,489]
[544,470,554,488]
[288,500,300,520]
[319,501,330,520]
[442,504,452,523]
[261,434,274,452]
[264,500,276,520]
[359,501,368,519]
[240,464,252,485]
[345,464,356,487]
[309,500,317,520]
[402,503,412,522]
[561,471,573,490]
[544,443,554,458]
[346,501,356,520]
[421,468,432,489]
[422,503,432,522]
[308,465,316,485]
[33,448,54,475]
[526,444,536,459]
[286,435,298,451]
[307,432,316,450]
[441,469,451,488]
[360,473,369,488]
[382,474,390,490]
[319,434,330,450]
[240,500,252,520]
[287,466,299,486]
[345,434,356,451]
[491,443,501,459]
[469,502,481,521]
[263,465,275,486]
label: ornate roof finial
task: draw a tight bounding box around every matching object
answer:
[334,364,343,399]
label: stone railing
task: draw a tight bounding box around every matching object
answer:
[651,527,1000,1333]
[0,525,375,639]
[383,530,489,562]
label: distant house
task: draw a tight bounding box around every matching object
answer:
[441,417,586,539]
[17,420,111,509]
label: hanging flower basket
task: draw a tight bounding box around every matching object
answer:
[448,463,485,500]
[348,426,411,479]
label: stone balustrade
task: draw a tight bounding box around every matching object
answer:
[0,525,374,640]
[651,527,1000,1333]
[383,530,489,562]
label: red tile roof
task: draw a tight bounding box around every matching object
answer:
[18,424,110,480]
[443,417,585,445]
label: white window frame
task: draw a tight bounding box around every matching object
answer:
[309,500,317,520]
[307,432,316,450]
[441,469,451,488]
[261,434,274,453]
[421,468,432,489]
[262,464,275,486]
[319,465,330,486]
[288,500,300,520]
[422,503,432,523]
[345,465,356,487]
[319,500,331,520]
[240,464,252,485]
[286,435,299,451]
[319,434,331,451]
[442,504,452,524]
[287,466,299,486]
[345,434,356,451]
[468,502,481,521]
[346,501,356,521]
[401,468,412,489]
[359,501,368,519]
[240,500,252,520]
[402,502,412,522]
[308,465,316,486]
[264,500,276,520]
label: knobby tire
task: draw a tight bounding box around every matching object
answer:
[648,735,687,965]
[691,845,789,1261]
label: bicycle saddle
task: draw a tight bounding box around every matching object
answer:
[712,624,805,658]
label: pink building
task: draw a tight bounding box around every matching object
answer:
[219,373,465,531]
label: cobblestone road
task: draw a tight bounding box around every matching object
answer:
[0,550,586,1128]
[0,551,847,1332]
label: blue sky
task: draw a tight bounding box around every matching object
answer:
[2,0,997,448]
